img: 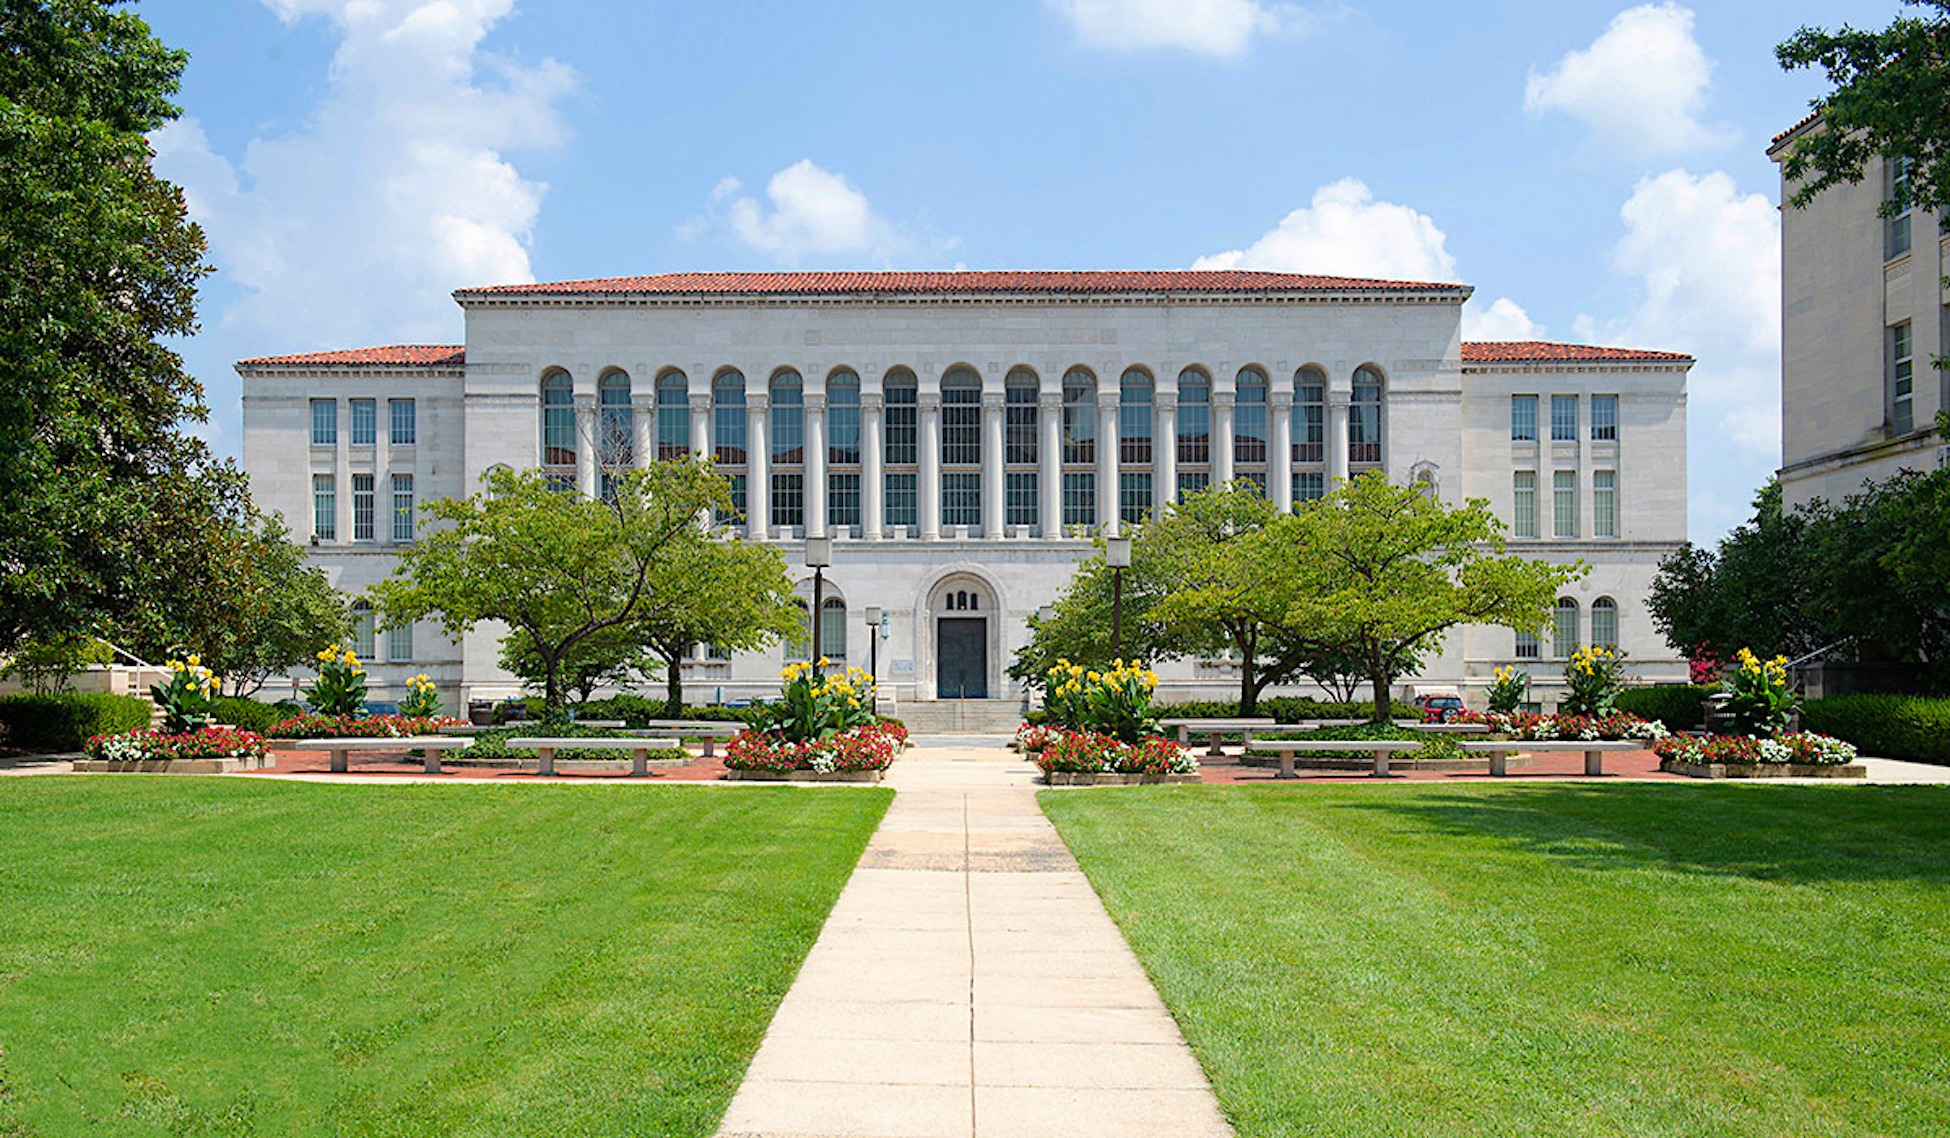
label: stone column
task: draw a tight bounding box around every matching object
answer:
[1212,391,1236,487]
[574,394,597,498]
[1096,394,1120,535]
[861,393,885,540]
[689,394,711,461]
[981,392,1005,537]
[1154,393,1178,518]
[1327,389,1351,486]
[1270,390,1294,513]
[804,392,827,538]
[918,393,942,540]
[1038,392,1063,538]
[747,393,770,538]
[632,394,654,468]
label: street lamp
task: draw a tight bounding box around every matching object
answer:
[805,536,831,675]
[863,605,883,686]
[1106,535,1133,660]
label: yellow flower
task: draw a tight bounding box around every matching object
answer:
[186,654,200,667]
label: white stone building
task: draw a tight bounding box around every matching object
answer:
[238,270,1691,714]
[1771,116,1949,510]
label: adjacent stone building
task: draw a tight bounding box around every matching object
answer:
[238,270,1692,714]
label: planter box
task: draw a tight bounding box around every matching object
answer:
[1663,760,1866,780]
[1042,771,1201,786]
[1242,754,1531,772]
[74,754,274,774]
[724,768,885,783]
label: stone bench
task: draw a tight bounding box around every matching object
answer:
[1252,738,1430,780]
[1459,738,1644,777]
[627,721,745,758]
[290,736,474,775]
[1157,718,1279,756]
[506,737,682,777]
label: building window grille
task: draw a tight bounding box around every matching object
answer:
[388,621,413,664]
[389,398,416,446]
[1295,370,1326,462]
[1515,629,1541,660]
[351,601,375,658]
[942,471,981,527]
[1553,598,1579,658]
[1177,470,1209,500]
[885,373,918,466]
[770,371,803,465]
[1233,368,1267,466]
[1550,394,1577,442]
[1513,471,1537,538]
[657,371,690,460]
[720,473,747,527]
[1119,472,1152,523]
[1005,371,1038,464]
[828,472,860,529]
[1350,366,1383,464]
[310,399,337,446]
[1553,470,1577,538]
[1061,368,1095,464]
[545,471,576,495]
[942,368,981,466]
[392,473,415,542]
[1177,369,1210,469]
[350,399,377,446]
[1239,470,1267,497]
[1591,394,1618,441]
[1511,394,1538,442]
[828,370,860,466]
[1293,470,1325,504]
[352,473,375,541]
[1593,470,1617,538]
[1591,597,1619,649]
[1119,369,1152,466]
[771,472,804,529]
[712,371,747,465]
[542,370,576,468]
[820,598,847,661]
[1006,471,1038,527]
[312,474,336,540]
[786,600,811,660]
[884,471,917,529]
[1887,155,1913,259]
[600,370,633,469]
[1061,471,1095,529]
[1891,321,1914,435]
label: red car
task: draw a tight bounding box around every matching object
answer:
[1415,694,1466,723]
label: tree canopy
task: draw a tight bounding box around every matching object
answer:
[631,535,800,715]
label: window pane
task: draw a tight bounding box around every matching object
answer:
[1295,377,1325,462]
[942,471,981,527]
[828,373,861,465]
[388,621,413,663]
[820,600,847,661]
[1119,472,1152,523]
[1005,379,1038,464]
[1176,470,1208,502]
[714,373,746,466]
[1892,321,1914,434]
[392,474,415,541]
[542,373,575,467]
[658,373,691,460]
[714,472,747,528]
[312,474,336,540]
[1062,370,1095,464]
[1593,470,1616,538]
[1233,370,1266,464]
[1553,600,1579,658]
[311,400,337,446]
[1350,367,1382,464]
[884,471,917,528]
[770,471,804,528]
[1553,470,1576,538]
[352,474,374,541]
[1061,472,1095,528]
[1591,598,1619,649]
[1177,374,1210,465]
[1513,471,1536,538]
[1006,471,1038,527]
[1511,395,1537,442]
[350,399,376,446]
[942,378,981,465]
[885,379,918,466]
[389,398,416,446]
[1551,395,1577,441]
[1293,470,1324,504]
[1590,394,1618,441]
[1515,630,1540,660]
[828,472,861,528]
[770,374,803,465]
[351,604,375,658]
[600,375,633,467]
[1119,371,1152,466]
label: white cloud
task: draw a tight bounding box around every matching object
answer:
[1047,0,1323,57]
[1461,297,1544,342]
[1193,177,1458,281]
[153,0,572,354]
[1524,2,1732,155]
[688,159,953,266]
[1572,168,1781,543]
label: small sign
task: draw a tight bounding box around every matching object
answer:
[890,658,915,675]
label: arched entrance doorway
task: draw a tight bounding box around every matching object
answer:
[933,582,988,699]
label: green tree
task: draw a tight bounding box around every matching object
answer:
[499,625,655,706]
[633,537,800,716]
[0,0,241,649]
[369,462,729,718]
[1647,481,1823,666]
[1267,473,1584,723]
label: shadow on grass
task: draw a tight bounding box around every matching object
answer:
[1321,782,1950,887]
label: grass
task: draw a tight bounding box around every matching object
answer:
[0,777,889,1137]
[1040,783,1950,1137]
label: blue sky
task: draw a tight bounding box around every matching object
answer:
[143,0,1908,543]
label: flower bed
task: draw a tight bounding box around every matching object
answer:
[79,726,272,772]
[1032,728,1197,784]
[266,713,467,739]
[723,722,901,777]
[1457,711,1667,743]
[1013,722,1063,753]
[1654,731,1861,777]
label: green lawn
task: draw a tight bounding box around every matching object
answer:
[1041,784,1950,1137]
[0,778,889,1137]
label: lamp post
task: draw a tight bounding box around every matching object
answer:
[1106,535,1132,661]
[863,605,883,686]
[805,536,831,676]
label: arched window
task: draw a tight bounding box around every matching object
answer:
[712,370,747,525]
[786,598,811,661]
[820,597,848,661]
[1234,367,1268,496]
[598,370,632,500]
[770,370,804,530]
[883,368,919,530]
[1177,368,1211,501]
[541,369,575,469]
[1119,368,1153,522]
[1061,367,1097,529]
[941,367,982,529]
[1294,367,1326,464]
[656,370,689,460]
[1004,367,1039,530]
[1351,365,1384,466]
[1553,597,1580,659]
[827,369,861,532]
[1591,597,1619,650]
[350,600,377,659]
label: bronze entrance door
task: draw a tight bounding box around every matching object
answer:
[936,618,988,699]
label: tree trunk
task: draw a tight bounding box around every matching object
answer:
[1236,625,1259,716]
[1367,644,1392,723]
[541,651,567,722]
[662,644,686,718]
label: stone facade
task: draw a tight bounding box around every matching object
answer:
[238,271,1692,712]
[1772,121,1950,510]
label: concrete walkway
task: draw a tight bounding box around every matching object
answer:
[715,736,1233,1138]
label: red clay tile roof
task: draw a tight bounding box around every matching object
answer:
[1771,110,1820,146]
[459,270,1467,298]
[1462,341,1692,364]
[237,345,465,367]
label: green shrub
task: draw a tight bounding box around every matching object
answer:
[463,726,688,764]
[1151,697,1419,724]
[1613,684,1716,730]
[1802,694,1950,765]
[0,693,153,752]
[211,696,286,733]
[1248,722,1421,757]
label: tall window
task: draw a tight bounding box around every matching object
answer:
[388,620,413,664]
[1553,470,1577,538]
[1233,367,1267,467]
[1119,368,1153,466]
[1119,472,1152,524]
[1511,395,1538,442]
[389,399,416,446]
[1592,470,1617,538]
[1553,598,1579,659]
[1515,629,1540,660]
[392,474,415,542]
[943,472,981,527]
[1513,471,1537,538]
[657,370,690,460]
[352,473,375,541]
[1350,366,1383,465]
[786,599,811,660]
[828,369,861,530]
[1591,597,1619,650]
[1887,155,1913,259]
[820,598,847,661]
[940,369,982,530]
[1550,394,1577,442]
[1891,321,1914,435]
[542,370,575,469]
[712,370,747,524]
[1062,472,1095,529]
[884,369,918,530]
[350,601,376,658]
[1004,368,1039,530]
[1590,394,1618,441]
[1006,471,1038,528]
[1061,367,1095,464]
[770,370,804,530]
[1177,368,1210,500]
[1293,471,1324,503]
[312,473,336,540]
[829,472,861,529]
[350,399,377,446]
[599,370,633,500]
[310,399,336,446]
[1295,368,1325,463]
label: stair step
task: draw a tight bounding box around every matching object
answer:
[889,700,1025,734]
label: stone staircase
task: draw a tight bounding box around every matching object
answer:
[887,699,1027,735]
